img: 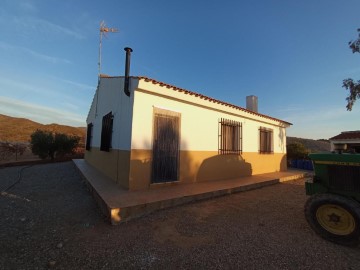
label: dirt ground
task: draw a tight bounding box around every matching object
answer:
[1,162,359,270]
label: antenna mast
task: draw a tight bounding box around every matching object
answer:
[98,21,118,80]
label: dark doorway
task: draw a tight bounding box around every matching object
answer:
[152,108,181,183]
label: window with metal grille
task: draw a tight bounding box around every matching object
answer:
[85,123,93,151]
[259,127,273,154]
[100,112,113,152]
[218,118,242,155]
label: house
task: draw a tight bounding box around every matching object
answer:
[85,74,292,191]
[329,131,360,153]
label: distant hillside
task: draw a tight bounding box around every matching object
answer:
[0,114,86,144]
[287,136,330,152]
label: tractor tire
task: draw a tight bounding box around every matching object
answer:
[304,193,360,246]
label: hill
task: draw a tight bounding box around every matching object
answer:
[287,136,330,152]
[0,114,86,144]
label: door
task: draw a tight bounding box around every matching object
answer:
[152,108,180,183]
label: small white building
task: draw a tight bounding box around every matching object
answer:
[85,75,291,190]
[329,131,360,153]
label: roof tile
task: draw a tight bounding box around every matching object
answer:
[100,74,292,125]
[330,131,360,140]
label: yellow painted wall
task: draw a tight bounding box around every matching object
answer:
[85,148,130,189]
[128,149,152,190]
[128,149,287,190]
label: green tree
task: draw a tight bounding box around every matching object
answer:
[30,129,80,160]
[30,130,54,159]
[287,142,309,160]
[54,133,80,158]
[343,28,360,111]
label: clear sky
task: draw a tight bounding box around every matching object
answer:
[0,0,359,139]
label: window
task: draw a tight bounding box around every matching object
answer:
[218,118,242,155]
[85,123,93,151]
[259,127,273,154]
[100,112,114,152]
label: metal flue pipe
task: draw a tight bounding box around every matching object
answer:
[124,47,133,97]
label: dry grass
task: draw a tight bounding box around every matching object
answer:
[0,114,85,143]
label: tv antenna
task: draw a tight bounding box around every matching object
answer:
[98,21,118,79]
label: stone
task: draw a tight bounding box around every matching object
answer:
[48,261,56,268]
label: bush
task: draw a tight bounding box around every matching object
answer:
[287,142,310,160]
[30,129,80,160]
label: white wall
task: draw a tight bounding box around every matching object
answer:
[330,139,360,151]
[86,77,136,151]
[131,82,288,153]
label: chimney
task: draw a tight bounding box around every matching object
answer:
[124,47,133,97]
[246,95,258,113]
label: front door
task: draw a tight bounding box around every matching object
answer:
[152,108,180,183]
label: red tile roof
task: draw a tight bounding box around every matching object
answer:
[330,131,360,140]
[100,74,292,125]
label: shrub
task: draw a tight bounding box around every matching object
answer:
[287,142,310,160]
[30,129,80,160]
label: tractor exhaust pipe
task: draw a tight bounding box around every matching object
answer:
[124,47,133,97]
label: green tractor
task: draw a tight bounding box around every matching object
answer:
[305,146,360,246]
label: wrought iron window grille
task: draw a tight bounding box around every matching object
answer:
[259,127,273,154]
[100,112,114,152]
[218,118,242,155]
[85,123,93,151]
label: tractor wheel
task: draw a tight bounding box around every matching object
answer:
[304,193,360,246]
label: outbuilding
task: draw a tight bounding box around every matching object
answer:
[329,131,360,153]
[85,74,292,191]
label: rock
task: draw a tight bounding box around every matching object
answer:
[20,217,26,222]
[48,261,56,268]
[56,242,63,249]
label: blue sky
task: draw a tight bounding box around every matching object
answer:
[0,0,359,139]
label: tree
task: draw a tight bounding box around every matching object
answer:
[286,142,309,160]
[30,130,54,159]
[54,133,80,158]
[343,28,360,111]
[30,129,80,160]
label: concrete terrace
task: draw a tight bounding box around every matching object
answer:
[73,159,309,225]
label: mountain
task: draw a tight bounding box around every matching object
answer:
[287,136,330,152]
[0,114,86,144]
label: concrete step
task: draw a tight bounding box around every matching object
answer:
[73,159,308,224]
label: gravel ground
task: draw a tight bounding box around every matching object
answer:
[0,161,359,270]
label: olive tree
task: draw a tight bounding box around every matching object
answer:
[30,129,80,160]
[286,142,309,160]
